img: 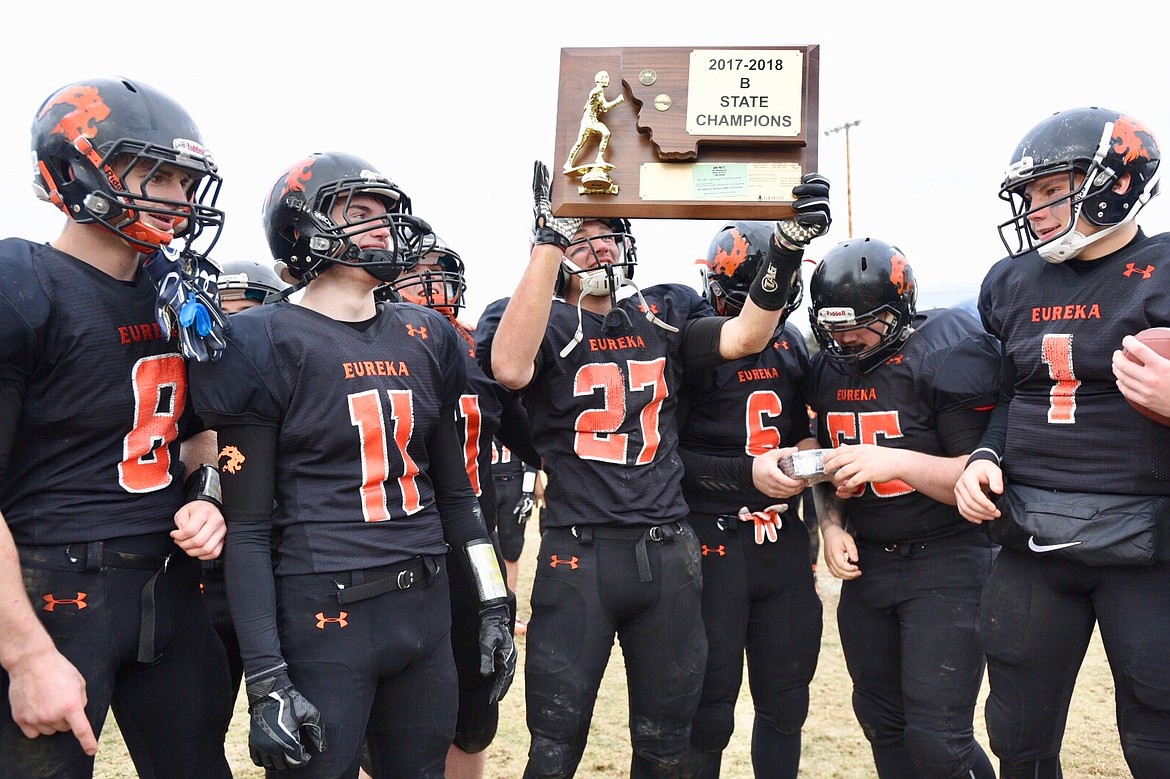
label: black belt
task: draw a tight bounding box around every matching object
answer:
[27,540,175,664]
[862,540,930,558]
[332,556,440,605]
[571,523,683,583]
[715,514,741,535]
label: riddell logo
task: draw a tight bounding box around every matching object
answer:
[549,555,579,569]
[43,592,88,611]
[315,612,349,629]
[701,544,726,557]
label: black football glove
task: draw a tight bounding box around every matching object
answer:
[479,603,517,704]
[532,160,582,249]
[774,172,832,250]
[246,669,326,770]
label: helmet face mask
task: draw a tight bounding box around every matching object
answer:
[809,237,917,375]
[997,107,1161,263]
[383,235,467,317]
[31,77,223,255]
[556,218,636,298]
[262,152,430,284]
[700,221,802,318]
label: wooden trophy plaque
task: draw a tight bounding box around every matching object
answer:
[552,45,819,220]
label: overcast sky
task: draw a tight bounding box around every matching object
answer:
[4,0,1168,334]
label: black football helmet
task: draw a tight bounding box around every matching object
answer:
[555,218,636,297]
[217,258,289,305]
[998,106,1161,263]
[809,237,917,374]
[700,221,802,318]
[381,233,467,317]
[31,77,223,254]
[261,152,430,283]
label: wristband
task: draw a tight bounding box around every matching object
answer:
[185,464,223,509]
[748,241,801,312]
[965,448,1001,469]
[464,539,508,604]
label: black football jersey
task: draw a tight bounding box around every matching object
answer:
[805,308,1001,544]
[189,300,467,574]
[981,233,1170,494]
[447,316,505,532]
[491,440,524,478]
[490,285,714,529]
[0,239,195,544]
[680,322,814,514]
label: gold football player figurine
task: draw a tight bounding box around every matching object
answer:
[564,70,624,194]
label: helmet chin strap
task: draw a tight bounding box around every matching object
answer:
[1039,221,1124,264]
[559,269,680,357]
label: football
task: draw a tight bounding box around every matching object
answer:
[1122,327,1170,426]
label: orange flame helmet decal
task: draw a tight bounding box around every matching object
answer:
[888,250,914,297]
[1111,114,1158,165]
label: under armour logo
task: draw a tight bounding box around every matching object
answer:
[549,555,579,569]
[638,302,660,316]
[315,611,349,629]
[43,592,88,611]
[406,324,429,339]
[701,544,726,557]
[885,354,905,366]
[1124,262,1155,279]
[774,340,790,351]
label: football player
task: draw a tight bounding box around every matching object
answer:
[0,77,233,778]
[480,161,830,777]
[197,257,291,706]
[216,257,289,314]
[805,238,1001,779]
[955,107,1170,778]
[379,233,538,779]
[188,152,515,778]
[677,222,823,778]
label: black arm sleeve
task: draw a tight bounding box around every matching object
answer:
[681,315,731,373]
[678,448,755,493]
[430,404,491,548]
[971,347,1015,461]
[216,422,284,682]
[496,390,541,470]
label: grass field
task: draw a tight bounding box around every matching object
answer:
[94,514,1131,777]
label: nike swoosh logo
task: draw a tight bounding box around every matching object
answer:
[1028,536,1083,553]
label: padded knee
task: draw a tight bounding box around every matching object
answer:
[453,719,495,755]
[903,724,991,778]
[755,685,810,737]
[688,703,734,753]
[524,735,578,779]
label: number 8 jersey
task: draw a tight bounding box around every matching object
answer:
[0,239,194,543]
